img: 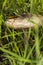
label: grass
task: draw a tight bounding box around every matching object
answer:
[0,0,43,65]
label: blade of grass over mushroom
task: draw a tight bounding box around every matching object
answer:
[0,47,38,63]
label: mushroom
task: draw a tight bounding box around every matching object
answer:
[5,14,43,44]
[5,14,43,29]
